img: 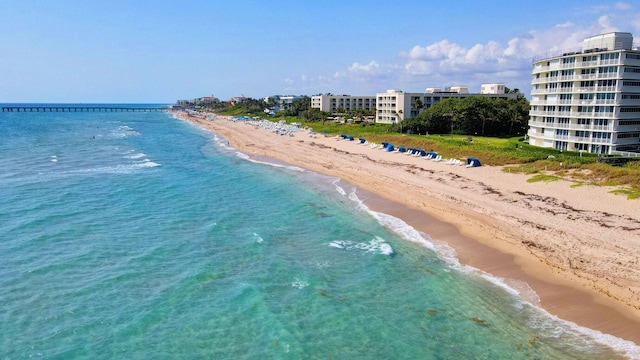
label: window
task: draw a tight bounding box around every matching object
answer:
[596,93,615,100]
[620,107,640,113]
[619,120,640,126]
[592,132,612,139]
[598,66,618,73]
[575,130,590,137]
[577,118,591,125]
[591,144,609,153]
[598,79,616,86]
[579,93,594,100]
[617,133,640,139]
[623,81,640,86]
[600,53,619,60]
[554,141,568,150]
[575,143,589,151]
[624,67,640,73]
[621,94,640,100]
[594,106,613,113]
[626,54,640,60]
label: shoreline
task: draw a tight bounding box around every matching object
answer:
[174,112,640,348]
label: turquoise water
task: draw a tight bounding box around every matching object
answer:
[0,107,637,359]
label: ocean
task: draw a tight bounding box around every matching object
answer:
[0,105,637,359]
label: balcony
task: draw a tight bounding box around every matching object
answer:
[578,74,597,80]
[597,72,619,79]
[600,58,620,65]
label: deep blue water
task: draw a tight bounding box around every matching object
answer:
[0,106,637,359]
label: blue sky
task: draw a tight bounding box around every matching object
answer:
[1,1,639,103]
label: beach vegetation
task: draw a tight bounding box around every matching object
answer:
[610,189,640,200]
[527,174,560,183]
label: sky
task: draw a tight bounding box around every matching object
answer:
[1,1,639,103]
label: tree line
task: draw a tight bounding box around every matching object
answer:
[397,95,530,137]
[197,90,531,137]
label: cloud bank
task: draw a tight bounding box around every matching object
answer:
[285,2,638,97]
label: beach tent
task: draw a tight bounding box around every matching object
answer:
[415,149,426,156]
[359,138,366,144]
[347,135,354,141]
[340,134,349,139]
[426,151,438,158]
[386,144,395,152]
[398,146,406,153]
[466,157,482,167]
[381,142,389,149]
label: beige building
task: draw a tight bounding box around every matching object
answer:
[528,32,640,155]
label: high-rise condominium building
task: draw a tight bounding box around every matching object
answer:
[528,32,640,154]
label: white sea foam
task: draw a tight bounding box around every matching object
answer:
[235,151,305,172]
[64,161,161,175]
[332,179,347,196]
[253,232,264,243]
[328,236,394,256]
[291,278,308,289]
[111,125,140,138]
[124,152,146,160]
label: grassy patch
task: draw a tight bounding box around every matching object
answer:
[527,174,560,183]
[610,189,640,200]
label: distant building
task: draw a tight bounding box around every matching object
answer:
[375,84,515,124]
[528,32,640,154]
[481,83,506,94]
[176,94,218,107]
[264,95,305,113]
[229,95,247,105]
[311,94,377,113]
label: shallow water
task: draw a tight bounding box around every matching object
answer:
[0,107,637,359]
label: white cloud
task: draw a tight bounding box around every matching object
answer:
[284,5,640,97]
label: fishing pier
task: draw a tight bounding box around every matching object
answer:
[2,106,168,113]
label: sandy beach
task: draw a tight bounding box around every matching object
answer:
[175,111,640,345]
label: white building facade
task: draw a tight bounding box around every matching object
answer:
[311,94,377,113]
[375,85,514,124]
[528,32,640,154]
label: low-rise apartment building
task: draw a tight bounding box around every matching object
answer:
[311,94,377,113]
